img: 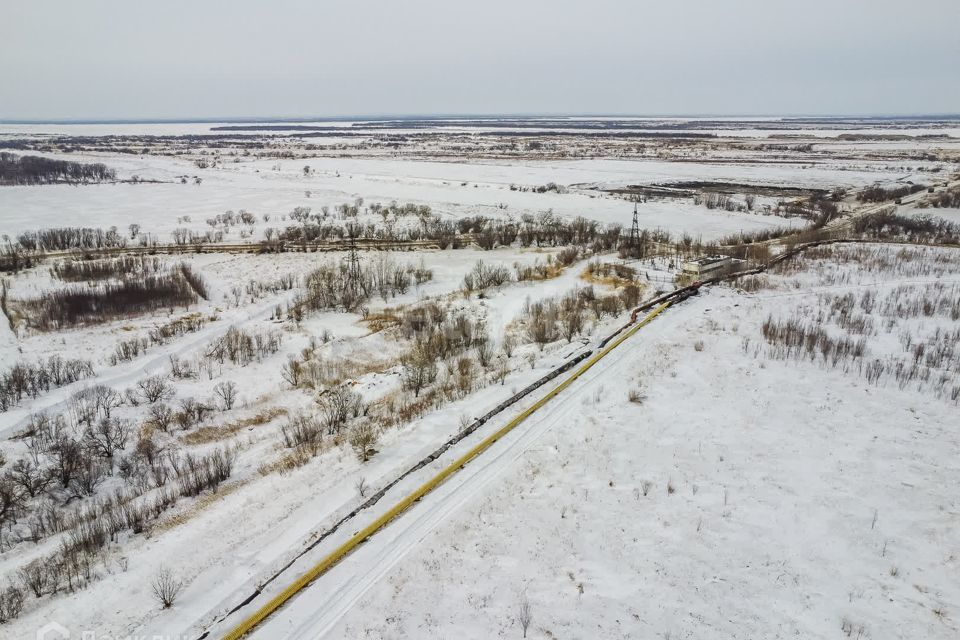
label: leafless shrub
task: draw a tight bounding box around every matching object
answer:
[213,381,238,410]
[18,560,49,598]
[137,375,173,404]
[151,566,183,609]
[168,355,194,380]
[280,413,323,455]
[148,403,174,432]
[463,260,511,292]
[206,327,282,367]
[856,183,924,203]
[0,585,24,622]
[355,476,368,497]
[400,342,439,397]
[318,386,364,435]
[349,423,379,462]
[0,356,95,413]
[175,447,235,497]
[517,594,533,638]
[527,299,559,348]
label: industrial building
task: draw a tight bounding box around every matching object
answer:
[681,255,732,277]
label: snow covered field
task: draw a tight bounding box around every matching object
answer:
[3,116,955,246]
[307,245,960,640]
[1,118,958,639]
[0,152,868,243]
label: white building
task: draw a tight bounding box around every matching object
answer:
[681,255,732,277]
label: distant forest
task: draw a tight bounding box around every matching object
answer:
[0,152,116,185]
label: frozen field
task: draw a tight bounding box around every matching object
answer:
[2,150,941,245]
[0,118,958,639]
[300,245,960,640]
[3,116,955,246]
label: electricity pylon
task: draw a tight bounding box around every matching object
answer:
[627,202,642,259]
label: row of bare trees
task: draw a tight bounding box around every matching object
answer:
[20,268,205,332]
[0,356,95,412]
[524,285,641,348]
[51,255,164,282]
[0,152,115,185]
[292,255,431,314]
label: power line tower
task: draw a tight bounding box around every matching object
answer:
[627,202,642,259]
[343,224,365,306]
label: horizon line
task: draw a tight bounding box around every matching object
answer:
[3,112,960,125]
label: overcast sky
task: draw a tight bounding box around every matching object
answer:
[2,0,958,121]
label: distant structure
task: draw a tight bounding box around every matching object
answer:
[343,227,365,300]
[625,203,642,259]
[681,255,732,278]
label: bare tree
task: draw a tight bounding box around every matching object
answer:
[318,386,364,435]
[475,338,493,369]
[137,375,172,404]
[620,284,641,310]
[355,476,368,497]
[495,358,510,385]
[400,343,438,397]
[502,334,516,358]
[18,560,49,598]
[0,584,24,622]
[280,358,303,388]
[517,594,533,638]
[151,566,184,609]
[527,301,559,348]
[49,436,83,488]
[91,385,124,419]
[560,307,583,343]
[348,423,378,462]
[213,381,238,411]
[83,417,131,460]
[0,477,26,531]
[7,459,52,498]
[148,403,174,432]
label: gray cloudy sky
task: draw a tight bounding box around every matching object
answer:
[2,0,958,120]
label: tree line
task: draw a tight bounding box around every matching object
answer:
[0,152,115,186]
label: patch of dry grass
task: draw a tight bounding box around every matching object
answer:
[257,449,312,476]
[180,407,287,445]
[362,309,402,333]
[580,261,638,289]
[154,480,246,532]
[257,434,344,477]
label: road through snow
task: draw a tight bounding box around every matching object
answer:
[236,304,681,639]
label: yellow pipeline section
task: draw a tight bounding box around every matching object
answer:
[222,302,670,640]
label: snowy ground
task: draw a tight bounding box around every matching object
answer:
[3,116,954,245]
[1,119,958,639]
[256,244,960,640]
[0,153,831,243]
[0,240,668,638]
